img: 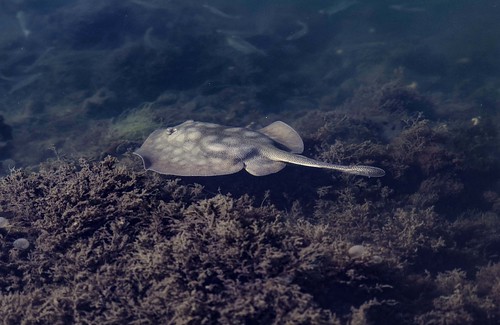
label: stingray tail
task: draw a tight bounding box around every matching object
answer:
[322,164,385,177]
[275,151,385,177]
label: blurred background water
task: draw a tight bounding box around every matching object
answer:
[0,0,498,170]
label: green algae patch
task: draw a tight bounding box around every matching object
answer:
[108,104,161,140]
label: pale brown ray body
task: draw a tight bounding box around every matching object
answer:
[134,120,385,177]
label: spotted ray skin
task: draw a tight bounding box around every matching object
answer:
[134,120,385,177]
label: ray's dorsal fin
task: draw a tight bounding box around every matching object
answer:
[258,121,304,154]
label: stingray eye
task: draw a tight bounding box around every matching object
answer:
[166,127,177,135]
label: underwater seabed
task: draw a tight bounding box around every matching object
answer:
[1,82,500,323]
[0,0,499,323]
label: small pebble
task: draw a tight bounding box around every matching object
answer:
[0,217,8,228]
[348,245,367,259]
[13,238,30,250]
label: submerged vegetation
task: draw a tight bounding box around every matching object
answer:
[0,97,498,322]
[0,0,499,323]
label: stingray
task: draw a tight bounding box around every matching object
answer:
[134,120,385,177]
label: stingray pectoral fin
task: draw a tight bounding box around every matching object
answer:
[134,149,244,176]
[133,149,153,169]
[244,157,286,176]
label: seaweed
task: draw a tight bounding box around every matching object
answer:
[0,155,485,324]
[414,268,499,324]
[0,157,364,323]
